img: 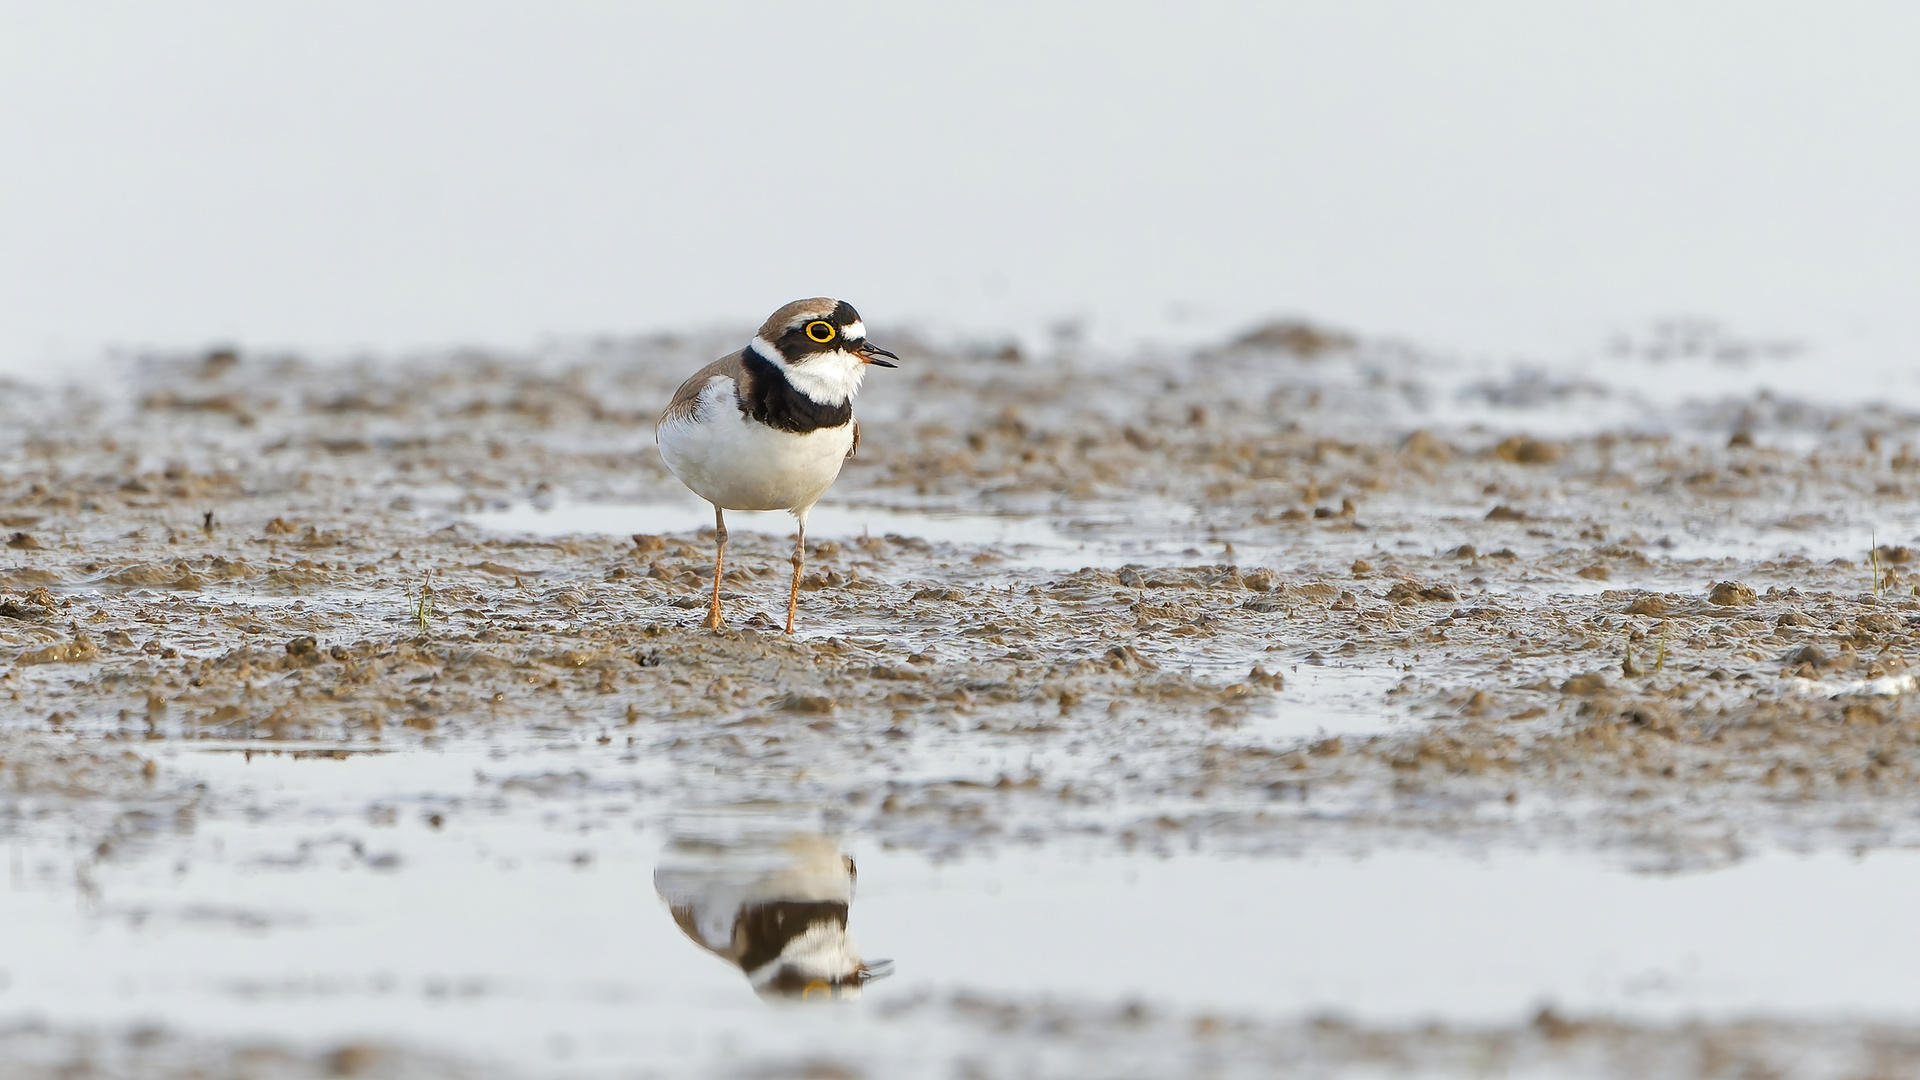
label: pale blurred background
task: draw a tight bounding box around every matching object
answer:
[3,2,1917,402]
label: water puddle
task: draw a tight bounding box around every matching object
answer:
[1245,663,1415,743]
[7,745,1920,1077]
[866,846,1920,1023]
[463,495,1267,574]
[1788,672,1920,699]
[1651,518,1920,568]
[463,497,1919,595]
[467,497,1076,554]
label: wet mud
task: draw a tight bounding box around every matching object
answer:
[6,1011,1920,1080]
[4,326,1919,1076]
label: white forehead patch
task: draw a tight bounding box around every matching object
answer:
[839,320,866,342]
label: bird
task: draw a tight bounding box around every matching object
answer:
[655,298,897,633]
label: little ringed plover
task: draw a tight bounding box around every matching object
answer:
[655,298,897,633]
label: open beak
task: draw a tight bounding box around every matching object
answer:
[854,340,899,368]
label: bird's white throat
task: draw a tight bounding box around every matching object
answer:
[750,337,869,406]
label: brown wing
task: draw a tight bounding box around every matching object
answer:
[658,350,750,427]
[669,904,744,966]
[847,420,860,459]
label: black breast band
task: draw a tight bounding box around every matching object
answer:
[739,349,854,434]
[735,900,850,972]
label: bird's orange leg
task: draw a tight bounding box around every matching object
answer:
[704,505,727,630]
[786,515,806,634]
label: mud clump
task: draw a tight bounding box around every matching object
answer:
[1707,581,1758,606]
[1229,319,1356,357]
[1625,594,1673,616]
[0,586,60,619]
[1785,644,1827,666]
[17,635,100,665]
[1561,672,1609,696]
[1384,581,1459,604]
[1400,429,1452,462]
[1494,436,1564,464]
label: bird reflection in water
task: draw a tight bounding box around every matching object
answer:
[653,832,893,1002]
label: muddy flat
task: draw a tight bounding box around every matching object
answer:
[3,326,1919,1078]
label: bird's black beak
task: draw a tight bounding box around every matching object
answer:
[855,340,899,368]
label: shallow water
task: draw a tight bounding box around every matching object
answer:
[468,492,1920,606]
[871,846,1920,1023]
[7,744,1920,1077]
[1248,663,1417,742]
[467,497,1081,559]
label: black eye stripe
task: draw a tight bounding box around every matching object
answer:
[776,303,866,355]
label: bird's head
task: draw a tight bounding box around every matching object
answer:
[748,298,898,405]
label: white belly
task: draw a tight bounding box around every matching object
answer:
[657,378,854,512]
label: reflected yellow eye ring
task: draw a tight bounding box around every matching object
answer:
[802,980,831,1000]
[805,320,837,343]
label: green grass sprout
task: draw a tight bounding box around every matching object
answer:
[408,574,436,634]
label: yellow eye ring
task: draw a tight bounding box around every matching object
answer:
[805,320,837,343]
